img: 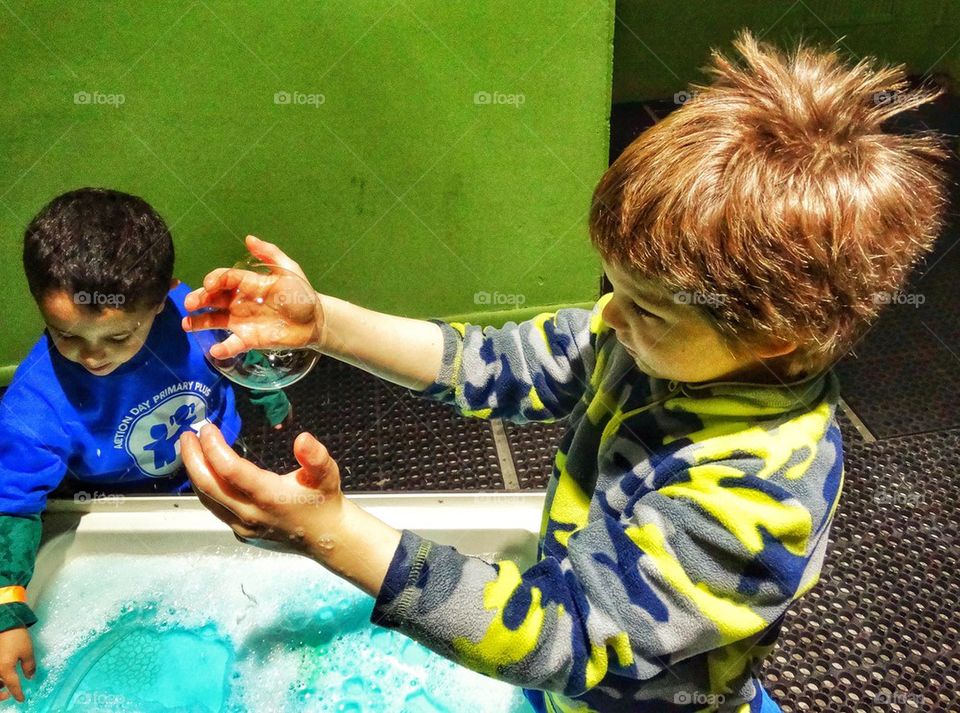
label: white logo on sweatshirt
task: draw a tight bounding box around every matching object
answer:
[114,382,212,477]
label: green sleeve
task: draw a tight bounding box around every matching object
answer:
[0,514,41,632]
[248,389,292,427]
[239,350,292,427]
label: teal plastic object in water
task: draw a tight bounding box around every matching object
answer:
[32,609,232,712]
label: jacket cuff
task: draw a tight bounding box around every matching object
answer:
[415,320,460,397]
[370,529,433,629]
[0,602,37,632]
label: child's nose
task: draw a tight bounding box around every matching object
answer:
[602,300,626,330]
[80,346,107,363]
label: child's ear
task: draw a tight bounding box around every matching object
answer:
[755,337,797,360]
[155,279,181,314]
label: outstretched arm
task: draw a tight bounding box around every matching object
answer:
[180,423,831,698]
[316,292,444,392]
[182,235,445,391]
[0,515,42,703]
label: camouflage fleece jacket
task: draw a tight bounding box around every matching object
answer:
[370,293,844,712]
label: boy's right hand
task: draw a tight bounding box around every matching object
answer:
[0,626,35,703]
[182,235,326,359]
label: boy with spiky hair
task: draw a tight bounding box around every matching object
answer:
[179,31,948,713]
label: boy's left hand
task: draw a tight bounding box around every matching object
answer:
[180,425,345,560]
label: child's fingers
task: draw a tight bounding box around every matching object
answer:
[293,432,340,490]
[194,488,258,539]
[185,287,238,314]
[208,333,249,359]
[181,312,230,334]
[181,432,260,525]
[183,288,204,311]
[21,649,35,679]
[200,268,247,298]
[200,268,231,294]
[185,286,230,312]
[0,665,23,703]
[197,425,271,502]
[186,290,235,314]
[204,267,274,298]
[245,236,310,282]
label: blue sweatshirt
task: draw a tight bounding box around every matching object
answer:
[0,282,241,514]
[371,294,844,713]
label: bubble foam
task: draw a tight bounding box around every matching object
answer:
[19,547,533,713]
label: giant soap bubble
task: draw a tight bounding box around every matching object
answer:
[188,258,321,390]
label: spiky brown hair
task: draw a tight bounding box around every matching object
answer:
[590,29,951,376]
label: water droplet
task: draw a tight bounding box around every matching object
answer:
[298,687,318,704]
[370,628,391,645]
[402,640,431,667]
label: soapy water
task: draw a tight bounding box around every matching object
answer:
[13,548,534,713]
[188,259,320,391]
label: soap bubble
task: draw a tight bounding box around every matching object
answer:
[188,257,321,390]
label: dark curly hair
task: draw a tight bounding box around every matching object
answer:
[23,188,175,312]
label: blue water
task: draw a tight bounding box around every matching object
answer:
[9,550,535,712]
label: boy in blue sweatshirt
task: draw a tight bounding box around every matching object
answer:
[188,33,952,713]
[0,188,289,704]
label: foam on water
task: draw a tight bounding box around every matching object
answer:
[15,547,534,713]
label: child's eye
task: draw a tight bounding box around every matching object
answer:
[631,302,657,319]
[56,332,75,340]
[111,334,132,343]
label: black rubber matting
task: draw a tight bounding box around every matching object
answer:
[501,406,960,711]
[832,84,960,438]
[759,409,960,712]
[834,228,960,438]
[235,356,504,492]
[503,420,566,490]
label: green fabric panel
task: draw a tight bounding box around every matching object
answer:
[0,603,37,633]
[0,1,614,379]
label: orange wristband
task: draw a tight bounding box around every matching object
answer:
[0,586,27,604]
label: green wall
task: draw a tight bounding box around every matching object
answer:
[613,0,959,103]
[0,2,615,382]
[5,1,958,384]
